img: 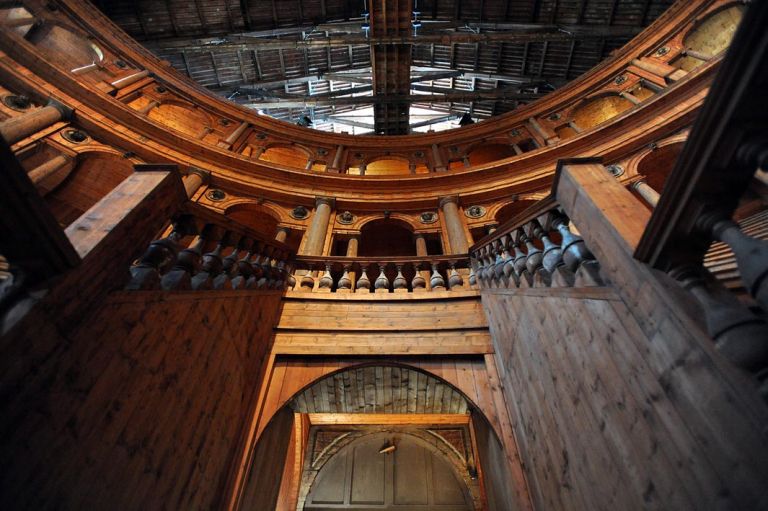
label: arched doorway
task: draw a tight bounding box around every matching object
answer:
[304,432,474,510]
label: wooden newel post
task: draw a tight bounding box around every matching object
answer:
[0,99,72,145]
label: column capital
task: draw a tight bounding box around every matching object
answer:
[187,166,211,183]
[438,195,460,209]
[630,177,648,190]
[315,196,336,208]
[46,98,74,121]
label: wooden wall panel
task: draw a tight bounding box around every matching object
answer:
[0,289,283,510]
[482,285,768,511]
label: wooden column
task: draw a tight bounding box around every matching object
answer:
[138,100,160,115]
[110,70,150,90]
[182,167,210,198]
[632,179,660,207]
[28,154,72,194]
[439,196,469,254]
[0,100,72,145]
[327,145,345,172]
[302,197,334,255]
[432,144,447,171]
[275,226,289,243]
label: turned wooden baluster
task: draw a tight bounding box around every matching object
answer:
[706,215,768,310]
[393,264,408,292]
[287,266,297,290]
[521,223,544,287]
[318,263,334,292]
[356,263,372,293]
[468,256,478,288]
[412,261,428,291]
[530,218,563,287]
[246,244,265,289]
[551,212,603,286]
[481,245,496,287]
[671,265,768,375]
[126,216,195,290]
[430,262,446,290]
[504,236,522,288]
[191,227,226,290]
[299,266,315,291]
[161,221,214,290]
[267,250,283,289]
[213,233,240,289]
[257,246,275,288]
[448,263,464,289]
[231,239,255,289]
[512,229,529,287]
[491,239,505,287]
[498,234,515,288]
[337,264,353,292]
[375,263,390,293]
[274,256,289,289]
[219,236,246,288]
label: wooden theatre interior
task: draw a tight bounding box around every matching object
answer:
[1,0,768,509]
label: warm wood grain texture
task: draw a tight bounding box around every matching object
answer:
[0,289,283,510]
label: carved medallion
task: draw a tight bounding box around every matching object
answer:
[420,212,438,224]
[337,211,355,224]
[62,129,89,144]
[606,164,625,177]
[206,189,226,201]
[291,205,310,220]
[464,205,486,219]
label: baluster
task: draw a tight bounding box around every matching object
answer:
[498,234,515,288]
[482,246,495,287]
[529,219,559,287]
[708,216,768,310]
[287,265,297,290]
[274,256,289,289]
[246,244,264,289]
[299,266,315,291]
[412,261,428,291]
[231,239,255,289]
[161,220,212,290]
[126,216,193,290]
[505,237,522,288]
[522,223,544,287]
[356,263,372,293]
[492,239,505,287]
[318,263,334,292]
[430,262,446,291]
[513,229,529,287]
[468,263,477,288]
[268,251,285,289]
[448,263,464,289]
[671,266,768,374]
[393,264,408,293]
[191,227,226,290]
[375,263,390,293]
[257,246,274,288]
[337,264,353,292]
[213,233,240,289]
[551,212,603,286]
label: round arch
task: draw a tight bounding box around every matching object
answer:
[359,218,416,257]
[260,143,312,168]
[364,155,413,176]
[147,101,213,138]
[677,3,744,71]
[568,92,635,132]
[224,202,283,238]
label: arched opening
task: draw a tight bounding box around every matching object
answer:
[570,94,635,132]
[304,432,474,510]
[44,152,134,226]
[147,103,211,138]
[239,362,519,511]
[359,219,416,257]
[225,203,282,241]
[467,143,518,166]
[261,145,312,168]
[676,4,745,71]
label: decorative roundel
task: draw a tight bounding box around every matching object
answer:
[317,148,329,156]
[606,164,625,177]
[206,189,226,201]
[419,212,438,224]
[614,75,628,85]
[464,205,486,219]
[114,59,127,69]
[291,205,310,220]
[337,211,355,224]
[2,95,31,111]
[62,129,89,144]
[413,151,425,158]
[655,46,670,56]
[509,129,520,137]
[548,113,561,121]
[219,118,231,126]
[155,85,167,94]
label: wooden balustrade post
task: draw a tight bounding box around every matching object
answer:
[126,216,194,290]
[257,246,275,288]
[550,211,603,287]
[0,99,72,145]
[355,262,371,293]
[532,219,563,287]
[318,263,334,292]
[374,263,390,293]
[430,262,446,290]
[337,264,353,292]
[513,229,531,287]
[231,239,255,289]
[191,227,226,290]
[500,234,516,288]
[670,265,768,374]
[215,235,243,289]
[411,261,427,291]
[161,220,212,290]
[393,264,408,293]
[448,264,464,289]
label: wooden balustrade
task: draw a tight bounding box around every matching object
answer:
[126,202,293,292]
[634,0,768,396]
[288,255,470,293]
[470,197,603,290]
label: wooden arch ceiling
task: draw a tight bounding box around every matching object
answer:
[97,0,675,135]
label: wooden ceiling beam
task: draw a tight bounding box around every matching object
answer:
[240,0,253,31]
[242,90,543,108]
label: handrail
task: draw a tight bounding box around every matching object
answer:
[470,195,558,252]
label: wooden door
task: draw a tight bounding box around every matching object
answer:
[304,433,473,510]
